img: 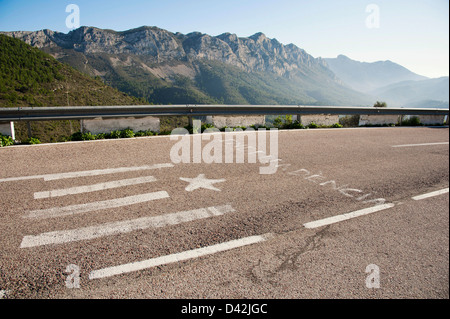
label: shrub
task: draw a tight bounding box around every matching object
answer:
[120,128,135,138]
[331,123,343,128]
[307,122,319,128]
[27,137,41,144]
[339,115,360,127]
[134,129,156,137]
[81,132,96,140]
[184,124,216,134]
[69,132,83,141]
[289,121,304,129]
[200,123,215,133]
[373,101,387,108]
[249,124,270,130]
[109,130,122,139]
[0,133,14,147]
[134,131,146,137]
[95,133,107,140]
[273,115,293,129]
[402,116,421,126]
[69,131,96,141]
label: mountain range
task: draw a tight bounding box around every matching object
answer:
[1,26,448,108]
[324,54,448,108]
[324,54,428,93]
[2,26,372,106]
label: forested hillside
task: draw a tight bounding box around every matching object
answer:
[0,34,146,108]
[0,34,146,142]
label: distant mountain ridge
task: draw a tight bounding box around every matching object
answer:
[2,26,372,106]
[324,54,428,93]
[324,54,448,108]
[371,76,449,107]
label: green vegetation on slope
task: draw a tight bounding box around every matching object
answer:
[0,34,147,143]
[44,46,370,107]
[0,34,146,108]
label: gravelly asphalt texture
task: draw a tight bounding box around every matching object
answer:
[0,126,448,299]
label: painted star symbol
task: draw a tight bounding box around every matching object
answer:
[180,174,226,192]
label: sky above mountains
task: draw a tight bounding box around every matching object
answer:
[0,0,448,78]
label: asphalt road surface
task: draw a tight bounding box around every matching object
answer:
[0,126,448,300]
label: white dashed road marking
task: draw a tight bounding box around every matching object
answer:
[412,188,449,201]
[0,163,173,183]
[34,175,157,199]
[303,203,395,229]
[20,205,235,248]
[392,142,448,148]
[89,233,272,280]
[23,191,169,219]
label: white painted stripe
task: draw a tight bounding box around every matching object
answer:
[392,142,449,148]
[303,203,395,229]
[20,205,235,248]
[89,234,270,280]
[0,174,47,183]
[23,191,169,219]
[34,176,157,199]
[43,163,173,181]
[0,163,173,183]
[412,188,449,201]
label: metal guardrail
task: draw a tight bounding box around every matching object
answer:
[0,105,448,121]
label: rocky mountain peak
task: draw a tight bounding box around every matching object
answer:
[2,25,344,79]
[1,25,376,106]
[249,32,268,42]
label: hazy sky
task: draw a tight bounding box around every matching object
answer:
[0,0,448,78]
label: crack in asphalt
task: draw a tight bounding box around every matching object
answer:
[248,227,329,286]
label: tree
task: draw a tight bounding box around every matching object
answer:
[373,101,387,108]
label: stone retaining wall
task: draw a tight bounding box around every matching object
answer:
[209,115,266,129]
[359,115,400,126]
[81,116,160,134]
[298,114,340,126]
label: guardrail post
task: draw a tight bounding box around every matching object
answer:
[0,121,15,140]
[187,105,194,127]
[27,121,32,138]
[10,121,15,141]
[296,106,302,124]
